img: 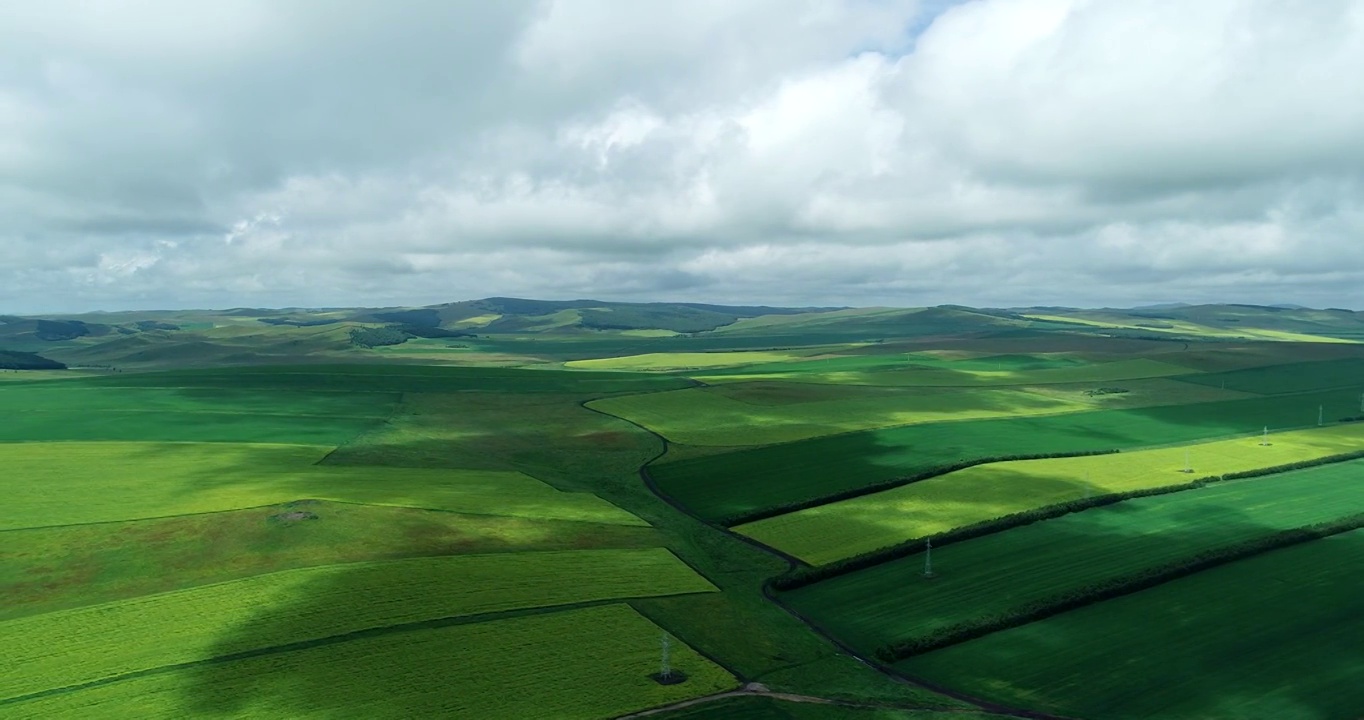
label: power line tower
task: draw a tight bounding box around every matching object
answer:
[659,633,672,682]
[1319,405,1324,426]
[1183,448,1193,474]
[1260,426,1270,446]
[923,537,935,579]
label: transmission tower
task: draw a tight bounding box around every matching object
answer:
[923,537,935,578]
[659,633,672,681]
[1260,426,1270,446]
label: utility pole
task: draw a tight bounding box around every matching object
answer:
[659,633,672,682]
[923,537,935,578]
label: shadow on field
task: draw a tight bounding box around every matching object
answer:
[786,478,1364,719]
[652,378,1364,525]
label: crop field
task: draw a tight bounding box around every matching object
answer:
[589,383,1089,446]
[738,423,1364,564]
[1,502,661,619]
[695,357,1194,387]
[0,382,396,443]
[783,460,1364,650]
[0,549,714,702]
[900,530,1364,720]
[2,603,737,719]
[651,386,1364,523]
[0,441,645,529]
[565,349,822,371]
[1175,357,1364,394]
[68,364,697,394]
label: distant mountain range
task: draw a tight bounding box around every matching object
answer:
[2,298,1360,371]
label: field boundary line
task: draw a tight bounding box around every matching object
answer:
[614,687,1011,719]
[0,594,719,709]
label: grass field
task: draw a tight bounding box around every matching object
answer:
[651,386,1364,523]
[565,350,819,371]
[0,383,396,444]
[58,364,697,394]
[1022,313,1360,344]
[1,501,661,620]
[737,423,1364,564]
[694,357,1194,387]
[648,695,1006,719]
[2,603,737,719]
[589,383,1090,446]
[0,549,714,702]
[783,460,1364,650]
[0,442,645,529]
[900,530,1364,720]
[1175,357,1364,394]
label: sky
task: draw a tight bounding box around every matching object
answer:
[3,0,1364,313]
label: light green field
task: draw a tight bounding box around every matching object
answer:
[589,384,1091,446]
[1024,313,1359,344]
[696,358,1194,387]
[566,350,812,371]
[0,548,715,702]
[739,423,1364,564]
[0,442,645,529]
[3,603,736,719]
[901,531,1364,720]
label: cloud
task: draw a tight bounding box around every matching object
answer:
[2,0,1363,313]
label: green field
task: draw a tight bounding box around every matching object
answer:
[566,350,817,371]
[0,382,396,444]
[0,549,714,702]
[1,501,660,619]
[2,603,737,719]
[652,386,1364,523]
[901,530,1364,719]
[589,383,1090,446]
[0,441,645,529]
[738,423,1364,564]
[695,357,1194,388]
[784,460,1364,650]
[1175,357,1364,394]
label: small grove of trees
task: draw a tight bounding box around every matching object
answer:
[348,326,412,348]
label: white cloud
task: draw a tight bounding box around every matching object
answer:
[2,0,1364,313]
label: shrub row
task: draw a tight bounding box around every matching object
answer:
[722,449,1120,527]
[770,449,1364,592]
[873,512,1364,663]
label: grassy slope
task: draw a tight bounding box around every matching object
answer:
[652,385,1364,523]
[5,604,736,720]
[901,530,1364,720]
[0,549,714,702]
[739,423,1364,564]
[783,460,1364,650]
[0,441,643,529]
[695,357,1193,387]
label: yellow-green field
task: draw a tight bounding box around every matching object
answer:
[1024,314,1359,344]
[2,603,736,719]
[0,549,714,702]
[696,358,1194,387]
[738,423,1364,564]
[565,350,812,371]
[589,384,1093,446]
[0,442,644,529]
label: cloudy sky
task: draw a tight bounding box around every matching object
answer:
[4,0,1364,313]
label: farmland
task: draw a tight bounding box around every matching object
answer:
[900,530,1364,720]
[5,299,1364,718]
[2,604,736,719]
[782,460,1364,651]
[651,383,1364,524]
[738,423,1364,564]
